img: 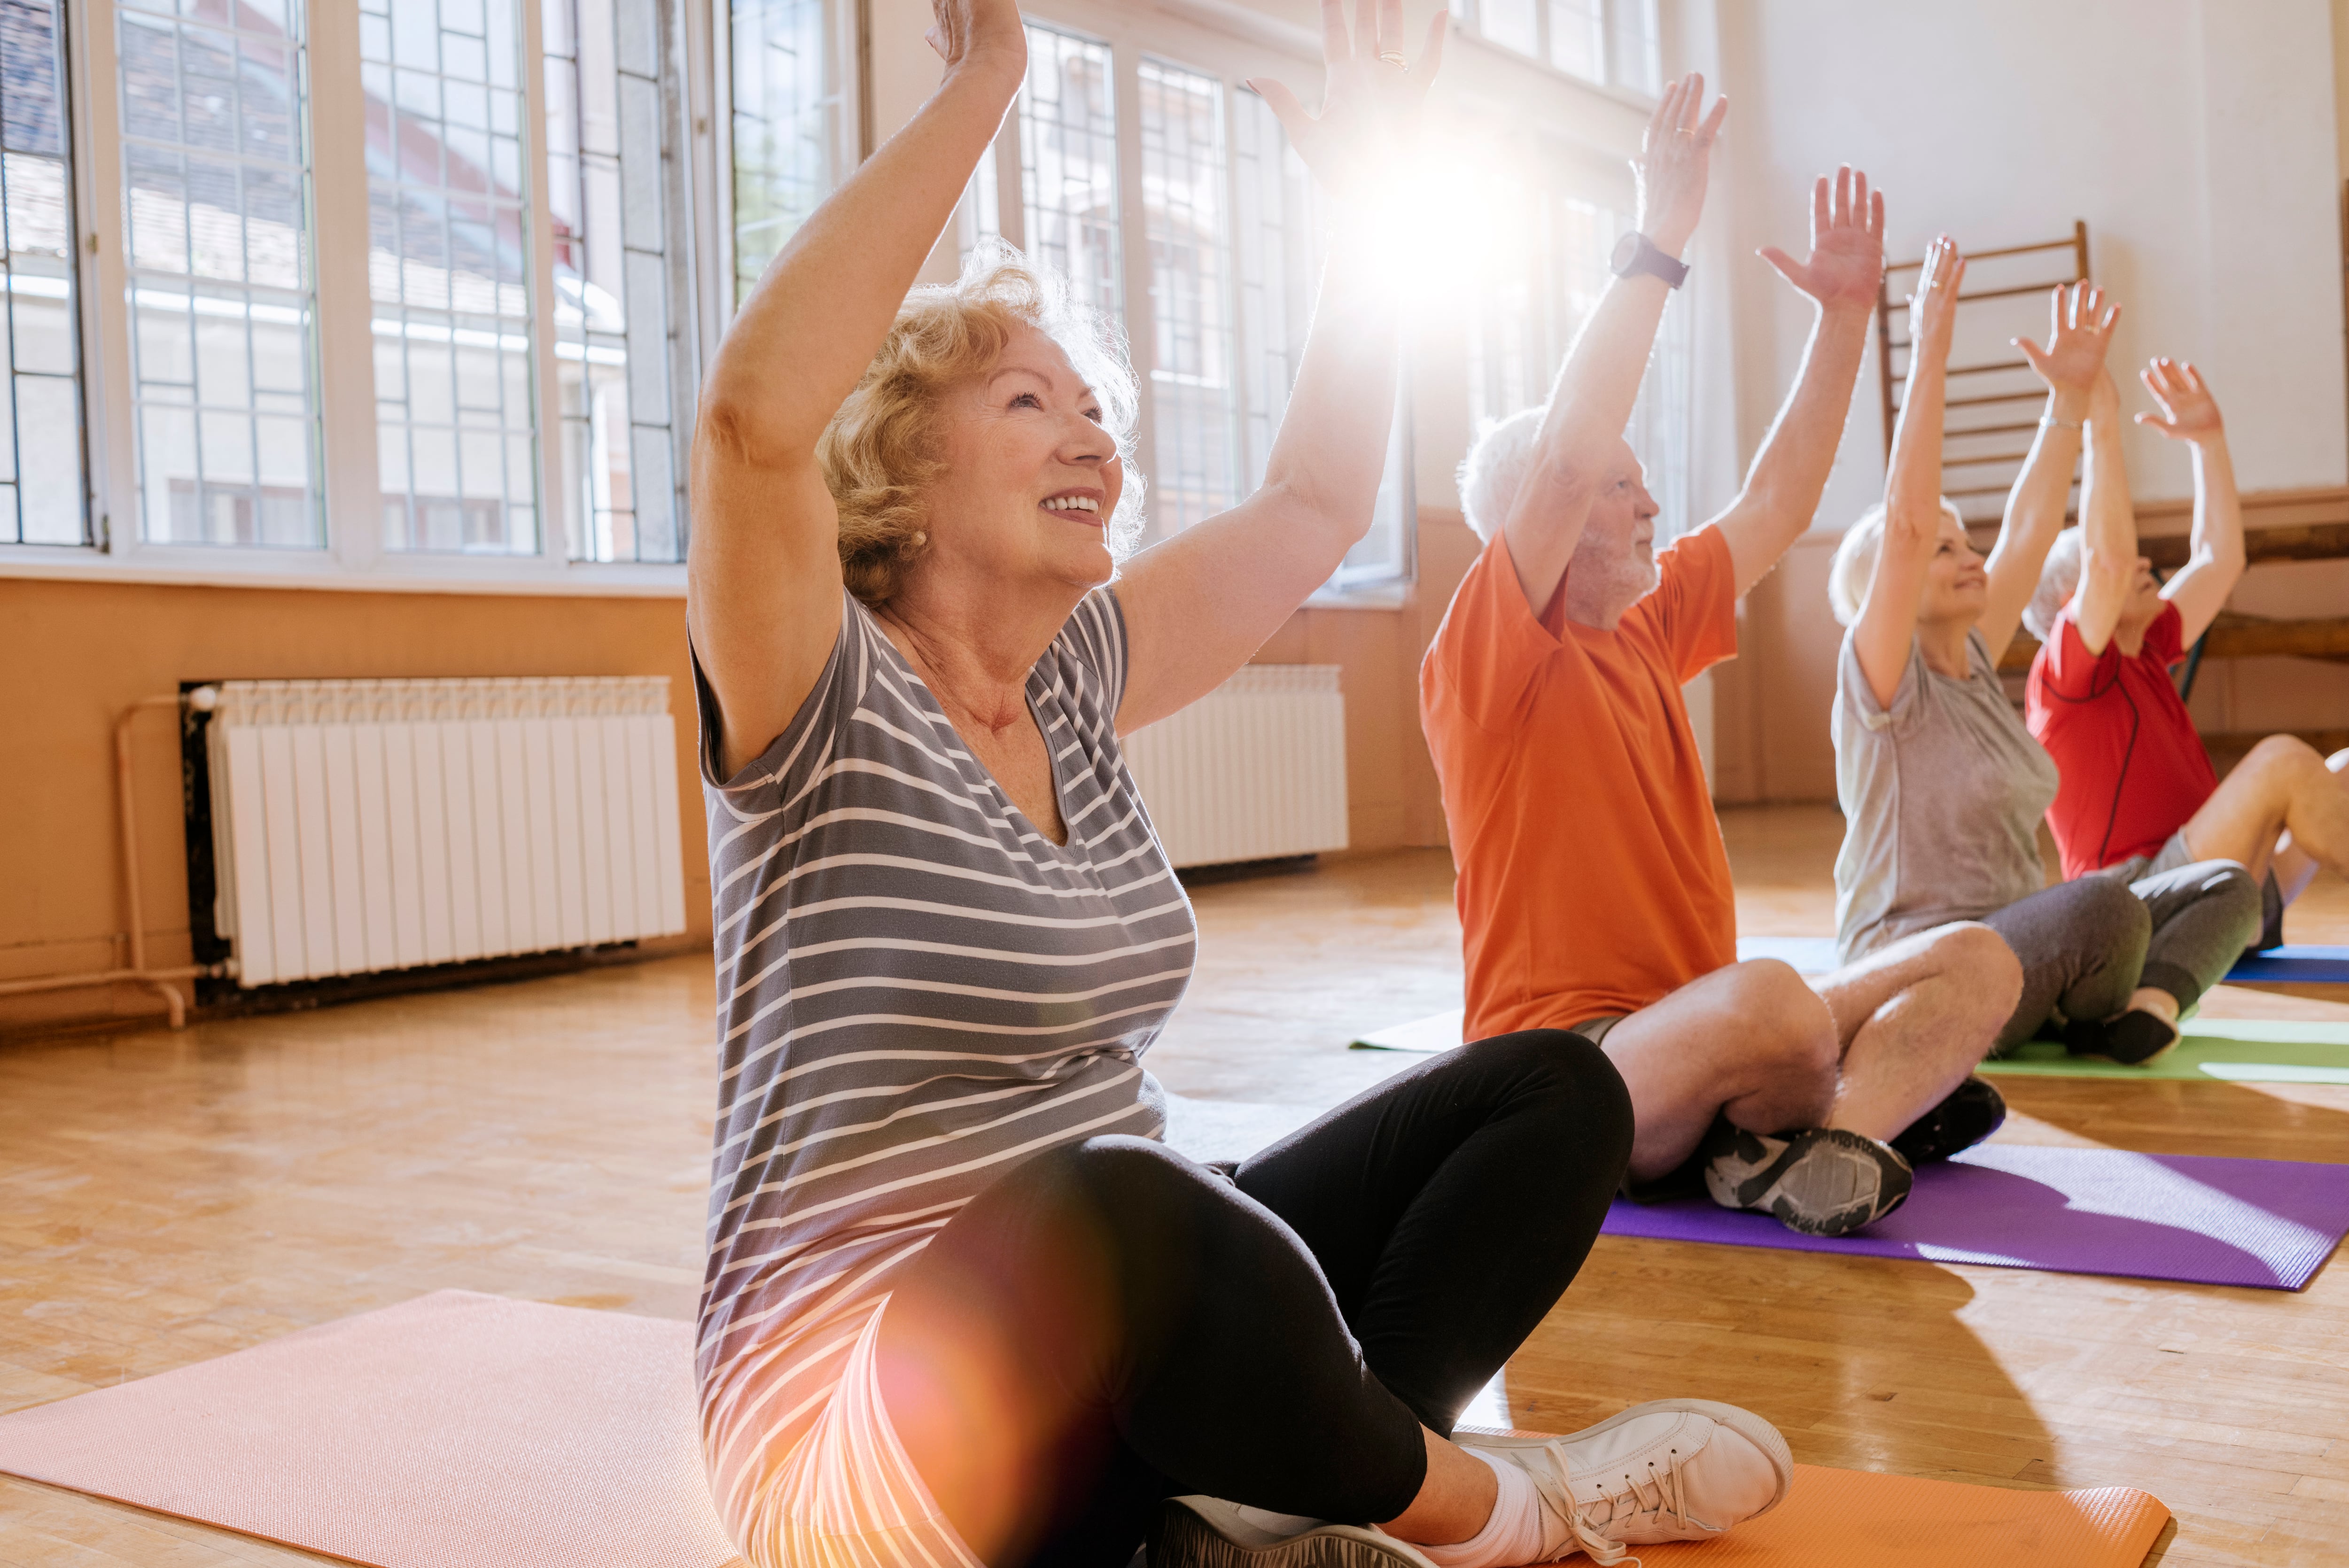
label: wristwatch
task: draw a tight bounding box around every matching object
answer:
[1610,230,1689,289]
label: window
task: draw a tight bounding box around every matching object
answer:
[543,0,687,564]
[121,0,318,547]
[0,0,82,545]
[726,0,842,307]
[962,23,1414,593]
[1448,0,1660,94]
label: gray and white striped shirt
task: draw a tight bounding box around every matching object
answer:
[691,589,1195,1530]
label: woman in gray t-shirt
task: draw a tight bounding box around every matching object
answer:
[1828,244,2257,1063]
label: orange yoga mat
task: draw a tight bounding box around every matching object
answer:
[0,1289,744,1568]
[0,1292,2167,1568]
[1462,1427,2170,1567]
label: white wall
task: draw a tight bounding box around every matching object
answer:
[1714,0,2348,538]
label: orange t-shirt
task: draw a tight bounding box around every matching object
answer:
[1421,525,1742,1039]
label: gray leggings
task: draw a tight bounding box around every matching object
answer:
[1980,860,2263,1051]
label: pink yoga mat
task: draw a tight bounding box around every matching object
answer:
[0,1290,744,1568]
[1604,1143,2349,1289]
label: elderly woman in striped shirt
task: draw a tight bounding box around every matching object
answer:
[684,1,1789,1563]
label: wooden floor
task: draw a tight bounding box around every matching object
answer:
[6,805,2349,1564]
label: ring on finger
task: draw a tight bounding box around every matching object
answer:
[1377,49,1407,65]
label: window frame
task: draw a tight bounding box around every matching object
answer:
[0,0,727,596]
[1447,0,1663,100]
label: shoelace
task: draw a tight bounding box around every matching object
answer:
[1522,1438,1695,1567]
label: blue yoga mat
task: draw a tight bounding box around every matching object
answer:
[1734,937,2349,985]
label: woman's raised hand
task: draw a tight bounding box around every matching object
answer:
[926,0,1026,74]
[2015,281,2119,399]
[1633,74,1727,256]
[2137,357,2224,445]
[1249,0,1445,209]
[1758,165,1884,314]
[1907,233,1964,350]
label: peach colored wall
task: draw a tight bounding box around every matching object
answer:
[0,579,708,1034]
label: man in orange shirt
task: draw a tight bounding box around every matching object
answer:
[1423,80,2021,1239]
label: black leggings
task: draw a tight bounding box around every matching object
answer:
[875,1031,1633,1568]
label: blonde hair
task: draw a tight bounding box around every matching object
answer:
[1828,496,1968,626]
[818,242,1143,608]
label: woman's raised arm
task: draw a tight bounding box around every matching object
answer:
[1110,0,1443,734]
[688,0,1027,777]
[1852,236,1961,709]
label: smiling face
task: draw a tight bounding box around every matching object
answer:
[1565,436,1663,619]
[1918,508,1989,626]
[914,321,1125,601]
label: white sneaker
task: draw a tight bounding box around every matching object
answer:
[1455,1399,1793,1565]
[1152,1496,1439,1568]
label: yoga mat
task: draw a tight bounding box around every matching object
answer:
[1456,1428,2168,1568]
[2226,944,2349,983]
[1982,1017,2349,1084]
[1602,1143,2349,1289]
[0,1290,744,1568]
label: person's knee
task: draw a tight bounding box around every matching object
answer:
[2245,733,2326,790]
[1927,920,2024,1022]
[1463,1028,1636,1163]
[1736,960,1839,1076]
[2189,862,2264,939]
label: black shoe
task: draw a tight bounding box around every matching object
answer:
[1890,1075,2007,1166]
[2062,1010,2180,1066]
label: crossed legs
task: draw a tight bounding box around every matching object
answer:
[1601,923,2019,1183]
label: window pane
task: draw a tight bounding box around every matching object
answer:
[1479,0,1538,58]
[123,0,316,547]
[1019,24,1119,318]
[1548,0,1602,81]
[730,0,834,307]
[0,0,82,544]
[1231,91,1409,593]
[1608,0,1661,95]
[1138,59,1233,535]
[366,0,539,555]
[547,0,686,562]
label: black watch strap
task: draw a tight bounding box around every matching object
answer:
[1610,230,1690,289]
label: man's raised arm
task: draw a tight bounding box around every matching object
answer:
[1501,74,1724,613]
[1712,168,1884,598]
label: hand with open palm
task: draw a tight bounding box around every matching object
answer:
[2138,357,2224,446]
[1250,0,1446,210]
[2015,281,2120,402]
[1759,166,1883,315]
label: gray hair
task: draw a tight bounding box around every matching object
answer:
[2021,528,2085,644]
[1827,496,1968,627]
[1456,407,1547,543]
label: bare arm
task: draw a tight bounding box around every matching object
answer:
[1115,0,1442,732]
[2071,370,2137,655]
[1852,236,1960,709]
[1715,167,1884,598]
[2141,358,2244,646]
[1981,281,2116,661]
[686,0,1025,778]
[1501,74,1727,615]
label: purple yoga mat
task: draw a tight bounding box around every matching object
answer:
[1602,1143,2349,1290]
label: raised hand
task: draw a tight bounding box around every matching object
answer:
[2015,281,2119,399]
[1250,0,1446,209]
[2138,357,2224,445]
[1633,73,1728,256]
[926,0,1026,73]
[1759,165,1884,314]
[1906,232,1964,355]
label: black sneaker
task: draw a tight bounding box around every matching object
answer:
[1890,1076,2007,1165]
[1701,1122,1913,1237]
[2063,1010,2180,1066]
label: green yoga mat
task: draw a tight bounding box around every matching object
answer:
[1979,1019,2349,1083]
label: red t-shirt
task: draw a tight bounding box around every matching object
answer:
[1421,525,1741,1039]
[2024,600,2217,879]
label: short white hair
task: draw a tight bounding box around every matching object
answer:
[1827,496,1968,627]
[2022,528,2085,644]
[1456,408,1547,543]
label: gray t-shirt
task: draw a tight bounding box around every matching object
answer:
[1833,627,2059,962]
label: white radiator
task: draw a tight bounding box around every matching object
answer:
[204,676,687,988]
[1121,664,1348,869]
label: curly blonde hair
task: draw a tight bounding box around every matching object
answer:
[818,242,1144,608]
